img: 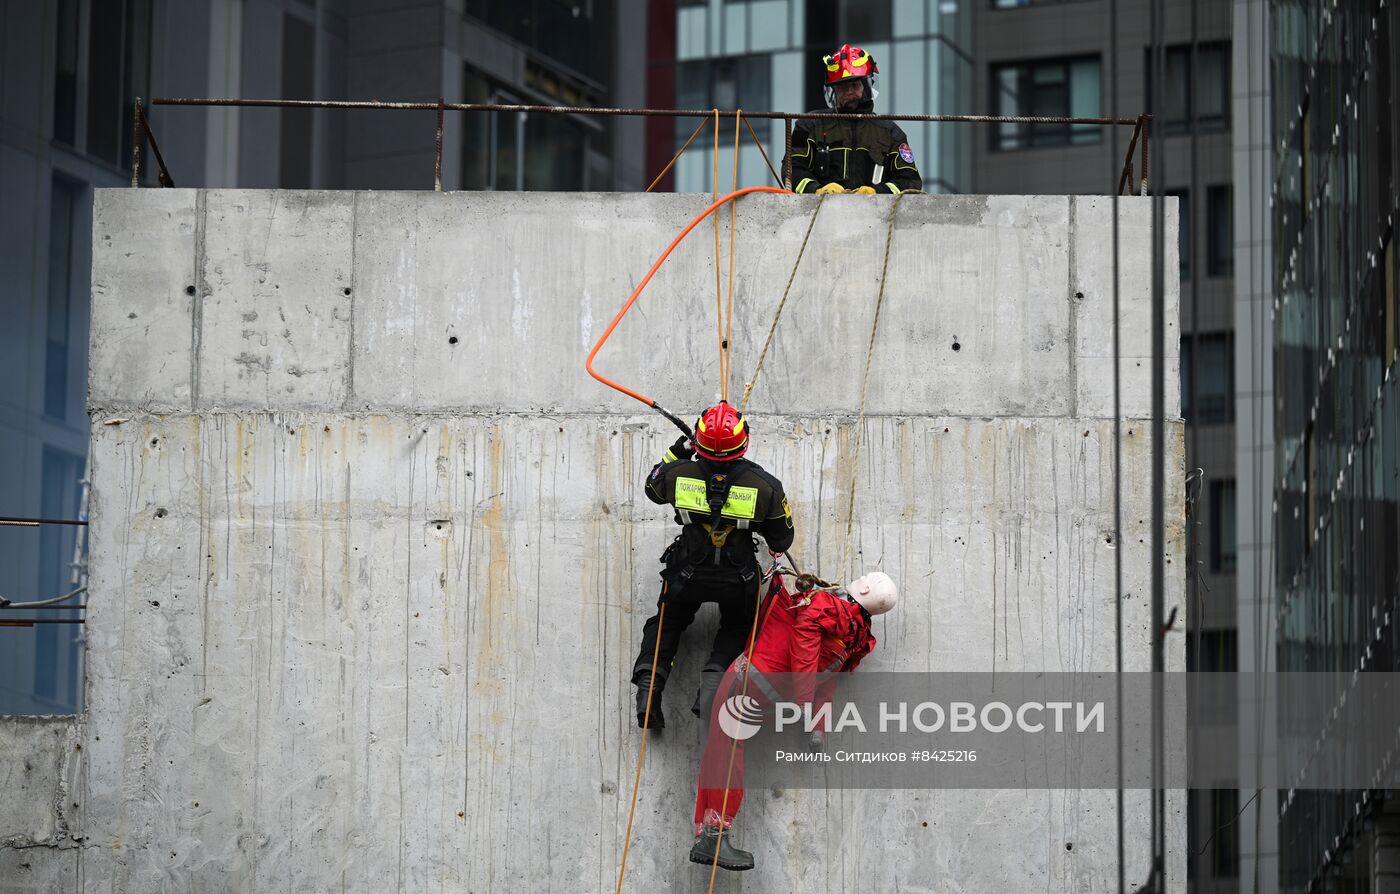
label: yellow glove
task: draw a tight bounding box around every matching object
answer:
[814,182,846,195]
[854,185,878,195]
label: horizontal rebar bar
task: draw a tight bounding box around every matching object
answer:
[151,97,1141,127]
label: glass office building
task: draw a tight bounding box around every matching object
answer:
[647,0,973,193]
[1272,1,1400,889]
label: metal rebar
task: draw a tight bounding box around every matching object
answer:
[435,97,444,192]
[0,619,85,627]
[131,98,144,188]
[151,96,1142,127]
[0,516,89,527]
[143,106,176,187]
[1141,114,1151,195]
[782,117,793,188]
[1118,118,1143,195]
[0,605,87,611]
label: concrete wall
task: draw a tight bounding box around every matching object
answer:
[0,715,83,890]
[7,190,1184,891]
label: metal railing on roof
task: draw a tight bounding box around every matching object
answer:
[132,97,1153,196]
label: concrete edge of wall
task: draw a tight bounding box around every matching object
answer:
[0,715,84,849]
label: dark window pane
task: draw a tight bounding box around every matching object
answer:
[1210,788,1240,876]
[842,0,891,42]
[1210,480,1238,573]
[535,0,593,77]
[1207,184,1233,277]
[675,55,771,141]
[524,113,591,190]
[1152,42,1229,133]
[87,0,152,168]
[1197,44,1228,127]
[466,0,607,82]
[462,70,493,189]
[86,0,124,164]
[1187,629,1237,672]
[279,14,316,189]
[34,447,84,711]
[54,0,79,145]
[45,177,78,421]
[991,56,1100,150]
[1181,332,1233,424]
[1164,48,1190,130]
[1167,189,1190,278]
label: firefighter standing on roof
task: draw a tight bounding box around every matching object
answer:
[631,402,794,731]
[784,44,923,196]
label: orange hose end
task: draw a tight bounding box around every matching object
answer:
[584,185,790,410]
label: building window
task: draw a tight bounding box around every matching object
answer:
[45,176,81,422]
[1167,188,1189,278]
[53,0,151,167]
[677,55,772,139]
[991,56,1101,150]
[1207,185,1233,277]
[992,0,1092,6]
[53,0,80,146]
[841,0,892,41]
[1386,232,1396,361]
[462,66,596,191]
[1186,628,1238,671]
[34,447,85,711]
[85,0,152,169]
[279,13,316,189]
[1210,480,1237,574]
[1148,42,1229,134]
[1300,102,1312,220]
[465,0,604,82]
[1180,333,1234,425]
[1209,788,1240,876]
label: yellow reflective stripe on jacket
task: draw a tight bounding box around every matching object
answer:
[674,477,759,519]
[885,183,903,195]
[796,177,816,194]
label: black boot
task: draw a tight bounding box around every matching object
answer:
[635,672,665,730]
[688,825,754,871]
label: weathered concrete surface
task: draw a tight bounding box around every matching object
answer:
[0,716,82,849]
[10,190,1185,891]
[0,716,82,893]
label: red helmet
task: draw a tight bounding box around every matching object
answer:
[693,402,749,461]
[823,44,878,85]
[822,44,880,109]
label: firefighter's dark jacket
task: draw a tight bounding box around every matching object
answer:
[645,451,795,576]
[785,98,923,195]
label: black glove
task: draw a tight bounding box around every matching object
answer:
[667,435,694,462]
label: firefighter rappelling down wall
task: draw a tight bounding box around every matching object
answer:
[21,180,1190,892]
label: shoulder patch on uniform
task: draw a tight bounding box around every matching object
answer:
[898,143,914,164]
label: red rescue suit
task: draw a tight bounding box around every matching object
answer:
[693,576,876,831]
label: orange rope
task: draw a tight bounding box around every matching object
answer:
[646,117,711,193]
[722,110,742,402]
[615,602,666,894]
[705,573,770,890]
[583,185,790,411]
[712,110,724,400]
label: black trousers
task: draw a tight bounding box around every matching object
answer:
[631,573,762,691]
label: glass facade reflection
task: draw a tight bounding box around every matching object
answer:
[1272,2,1400,889]
[651,0,973,193]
